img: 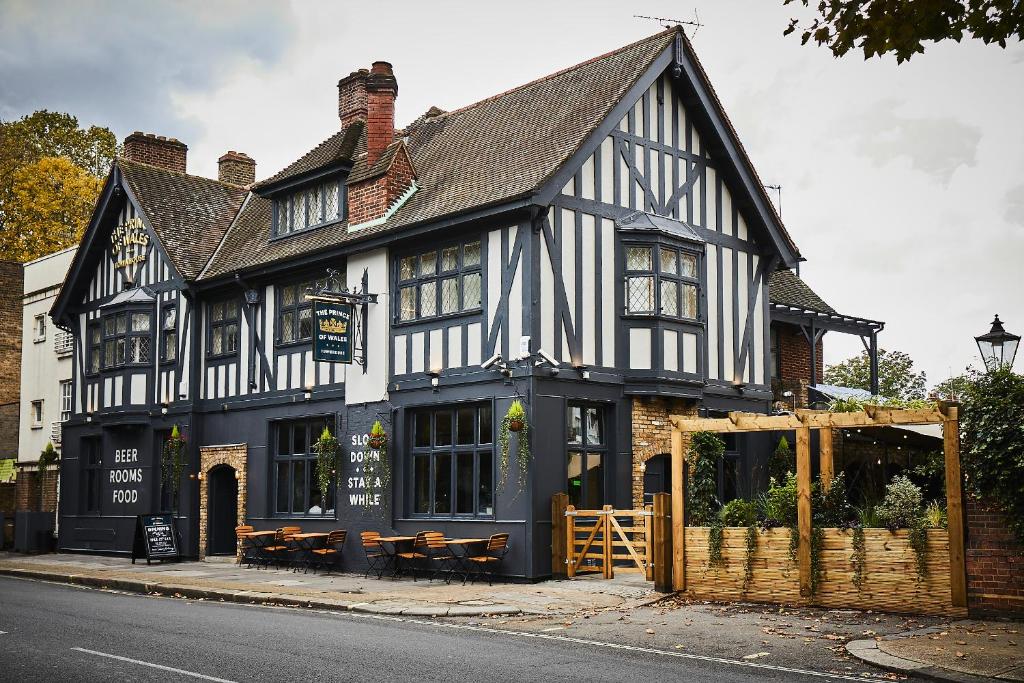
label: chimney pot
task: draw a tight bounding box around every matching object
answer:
[123,131,188,174]
[217,151,256,187]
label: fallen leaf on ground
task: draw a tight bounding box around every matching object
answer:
[645,628,655,634]
[742,652,770,660]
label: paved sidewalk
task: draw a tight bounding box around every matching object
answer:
[847,620,1024,682]
[0,552,657,617]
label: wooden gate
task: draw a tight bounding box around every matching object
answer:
[564,504,653,579]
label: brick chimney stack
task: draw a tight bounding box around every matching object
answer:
[217,151,256,186]
[123,132,187,174]
[365,61,398,166]
[337,69,369,128]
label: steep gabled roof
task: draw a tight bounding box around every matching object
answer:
[252,121,363,191]
[118,158,247,280]
[769,270,836,314]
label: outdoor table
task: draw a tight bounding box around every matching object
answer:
[443,538,488,584]
[290,532,329,573]
[241,531,278,568]
[375,536,416,578]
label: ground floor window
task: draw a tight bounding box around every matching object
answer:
[410,403,493,517]
[567,402,607,508]
[82,437,102,513]
[273,417,335,516]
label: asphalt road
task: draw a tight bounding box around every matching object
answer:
[0,576,870,682]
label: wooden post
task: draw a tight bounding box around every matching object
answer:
[602,504,614,579]
[796,426,812,599]
[644,504,654,581]
[670,429,686,591]
[819,428,834,491]
[565,505,577,578]
[652,493,673,592]
[942,405,967,608]
[551,493,569,579]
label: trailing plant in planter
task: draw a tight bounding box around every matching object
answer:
[498,400,531,492]
[361,420,391,512]
[743,524,758,590]
[161,425,187,506]
[707,521,725,568]
[687,431,724,526]
[37,441,59,502]
[312,426,339,513]
[850,525,867,590]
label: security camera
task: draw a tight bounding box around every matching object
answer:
[534,349,559,367]
[481,353,503,370]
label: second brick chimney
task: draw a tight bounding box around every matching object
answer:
[217,151,256,186]
[366,61,398,166]
[123,132,187,174]
[338,69,369,128]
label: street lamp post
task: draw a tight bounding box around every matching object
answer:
[975,315,1020,371]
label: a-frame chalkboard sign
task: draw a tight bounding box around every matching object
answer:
[131,513,180,564]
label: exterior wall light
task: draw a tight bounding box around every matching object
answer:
[976,314,1019,371]
[426,369,440,390]
[573,363,590,380]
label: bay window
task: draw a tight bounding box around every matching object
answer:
[160,304,177,362]
[101,309,151,368]
[625,244,699,319]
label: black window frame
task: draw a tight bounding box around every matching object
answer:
[409,403,494,519]
[395,239,483,324]
[566,402,608,509]
[276,280,317,346]
[206,297,240,360]
[160,303,177,364]
[624,242,700,320]
[100,307,152,369]
[272,177,346,239]
[86,320,101,376]
[81,436,102,514]
[272,416,336,517]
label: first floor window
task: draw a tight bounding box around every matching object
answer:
[30,400,43,427]
[101,309,151,367]
[87,322,101,374]
[82,437,102,513]
[277,281,316,344]
[567,403,606,508]
[396,240,482,322]
[625,244,699,319]
[161,304,177,362]
[411,404,493,517]
[59,381,72,423]
[208,297,239,358]
[273,417,335,516]
[34,313,46,341]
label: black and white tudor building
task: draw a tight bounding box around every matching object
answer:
[50,28,882,576]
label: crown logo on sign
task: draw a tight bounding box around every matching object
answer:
[319,317,348,334]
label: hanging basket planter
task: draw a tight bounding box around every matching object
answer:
[498,400,531,492]
[508,418,525,433]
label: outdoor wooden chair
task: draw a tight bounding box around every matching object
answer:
[395,531,435,580]
[423,531,457,583]
[235,525,255,566]
[264,527,301,569]
[309,530,347,574]
[360,531,392,579]
[466,533,510,585]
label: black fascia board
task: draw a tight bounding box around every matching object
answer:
[252,160,353,198]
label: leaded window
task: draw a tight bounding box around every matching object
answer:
[273,417,335,516]
[101,310,151,368]
[87,321,101,375]
[160,304,177,363]
[567,403,607,508]
[411,404,493,518]
[624,244,699,319]
[273,179,345,237]
[208,297,240,358]
[396,240,482,322]
[277,281,315,344]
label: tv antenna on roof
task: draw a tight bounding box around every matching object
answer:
[633,10,703,38]
[764,184,783,217]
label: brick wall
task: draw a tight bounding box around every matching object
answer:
[337,69,369,126]
[14,467,58,513]
[198,444,248,560]
[776,322,823,407]
[630,396,698,509]
[0,261,23,457]
[965,496,1023,616]
[347,145,416,226]
[123,132,187,173]
[0,482,14,515]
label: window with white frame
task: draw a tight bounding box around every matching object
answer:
[396,240,482,322]
[33,313,46,342]
[273,179,345,237]
[59,381,72,423]
[624,244,699,319]
[30,400,43,428]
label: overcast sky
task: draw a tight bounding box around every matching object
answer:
[2,0,1021,386]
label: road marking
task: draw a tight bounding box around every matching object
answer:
[70,647,236,682]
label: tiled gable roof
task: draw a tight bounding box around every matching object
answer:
[118,158,247,280]
[253,122,364,190]
[768,270,836,314]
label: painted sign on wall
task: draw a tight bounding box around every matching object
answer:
[110,216,150,283]
[347,432,382,507]
[313,301,353,363]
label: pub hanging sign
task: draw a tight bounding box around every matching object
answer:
[110,216,150,284]
[313,301,353,363]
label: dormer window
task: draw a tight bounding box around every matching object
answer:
[273,178,346,238]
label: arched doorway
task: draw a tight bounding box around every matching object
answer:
[207,465,238,556]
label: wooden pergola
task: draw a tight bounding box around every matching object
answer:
[668,402,966,607]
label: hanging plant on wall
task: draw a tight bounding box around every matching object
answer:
[361,420,391,512]
[498,400,531,492]
[313,426,339,514]
[161,425,188,505]
[743,524,758,590]
[37,441,60,504]
[850,525,867,590]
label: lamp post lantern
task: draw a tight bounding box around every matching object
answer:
[975,315,1020,371]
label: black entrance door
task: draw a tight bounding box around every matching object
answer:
[642,454,671,506]
[207,465,238,555]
